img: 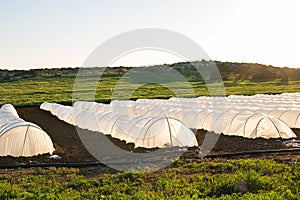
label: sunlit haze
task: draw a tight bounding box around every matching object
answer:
[0,0,300,69]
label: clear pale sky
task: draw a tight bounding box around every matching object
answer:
[0,0,300,69]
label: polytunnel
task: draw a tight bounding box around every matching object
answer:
[218,112,296,139]
[0,104,55,157]
[40,101,56,111]
[41,102,198,149]
[43,92,300,141]
[113,116,198,148]
[41,102,75,124]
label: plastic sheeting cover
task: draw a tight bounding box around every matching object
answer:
[41,103,198,148]
[0,104,55,157]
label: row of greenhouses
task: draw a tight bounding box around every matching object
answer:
[72,101,296,140]
[40,93,300,148]
[40,102,198,148]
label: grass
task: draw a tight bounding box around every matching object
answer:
[1,75,300,107]
[0,158,298,199]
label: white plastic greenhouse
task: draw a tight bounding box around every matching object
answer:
[78,101,295,139]
[41,93,299,145]
[0,104,55,157]
[41,102,198,148]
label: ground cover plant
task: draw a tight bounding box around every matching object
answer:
[0,159,299,199]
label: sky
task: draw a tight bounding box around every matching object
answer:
[0,0,300,69]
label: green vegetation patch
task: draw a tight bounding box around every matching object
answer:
[1,75,300,107]
[0,159,298,199]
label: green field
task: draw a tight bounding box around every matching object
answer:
[0,159,299,199]
[1,75,300,107]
